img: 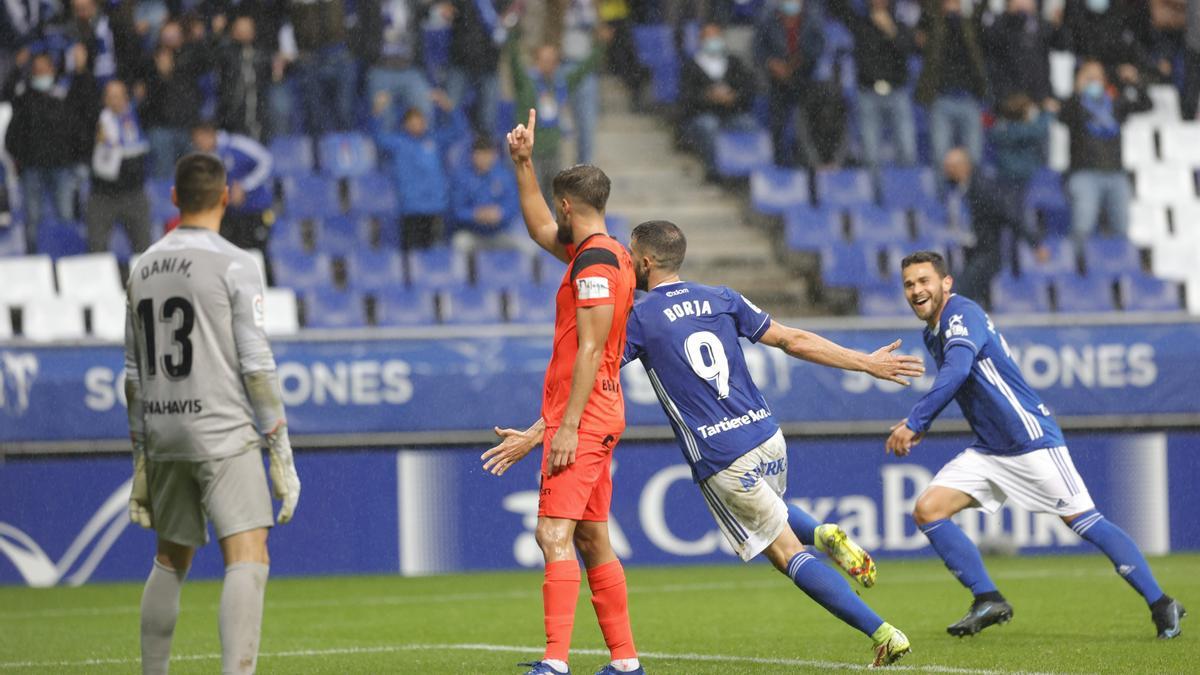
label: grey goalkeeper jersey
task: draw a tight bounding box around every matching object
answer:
[125,227,275,461]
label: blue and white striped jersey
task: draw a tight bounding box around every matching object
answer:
[623,281,777,481]
[914,294,1065,455]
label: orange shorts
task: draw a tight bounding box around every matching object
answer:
[537,427,621,522]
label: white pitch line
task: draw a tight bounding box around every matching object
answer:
[0,567,1114,621]
[0,642,1065,674]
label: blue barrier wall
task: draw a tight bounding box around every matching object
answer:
[2,319,1199,445]
[2,432,1197,586]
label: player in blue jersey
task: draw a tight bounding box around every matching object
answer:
[483,221,926,667]
[887,251,1185,639]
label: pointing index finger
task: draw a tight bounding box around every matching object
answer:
[527,108,537,133]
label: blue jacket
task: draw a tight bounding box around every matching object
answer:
[214,131,273,213]
[451,163,517,234]
[373,124,449,216]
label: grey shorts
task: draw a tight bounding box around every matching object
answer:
[147,449,274,548]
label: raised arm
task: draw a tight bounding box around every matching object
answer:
[758,321,925,385]
[507,108,568,261]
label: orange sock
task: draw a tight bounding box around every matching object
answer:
[587,560,637,660]
[543,559,581,662]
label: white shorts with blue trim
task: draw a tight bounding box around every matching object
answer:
[928,446,1096,517]
[699,430,790,562]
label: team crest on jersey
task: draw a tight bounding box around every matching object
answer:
[252,294,265,328]
[576,277,610,300]
[742,296,763,314]
[945,314,968,339]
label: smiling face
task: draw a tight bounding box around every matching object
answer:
[903,261,953,324]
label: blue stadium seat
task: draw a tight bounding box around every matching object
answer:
[857,284,909,317]
[537,247,567,284]
[475,248,535,287]
[374,287,438,326]
[1119,274,1183,311]
[407,247,468,287]
[912,210,972,247]
[1026,168,1071,237]
[320,215,366,256]
[714,129,773,178]
[304,288,367,328]
[268,217,314,252]
[508,283,558,323]
[317,132,377,178]
[750,166,810,215]
[37,220,87,259]
[633,24,676,67]
[346,172,398,216]
[146,177,176,223]
[880,166,938,210]
[606,215,631,243]
[441,287,504,324]
[271,249,332,291]
[1083,236,1142,278]
[269,135,315,176]
[1054,275,1116,313]
[820,241,873,288]
[784,206,842,251]
[281,174,341,218]
[1018,239,1076,277]
[348,248,405,292]
[990,274,1051,313]
[815,168,874,208]
[847,206,909,245]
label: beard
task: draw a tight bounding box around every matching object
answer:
[634,261,649,291]
[555,213,573,244]
[912,287,944,321]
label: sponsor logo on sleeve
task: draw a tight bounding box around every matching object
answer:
[253,294,265,328]
[742,296,763,314]
[945,314,968,339]
[576,277,610,300]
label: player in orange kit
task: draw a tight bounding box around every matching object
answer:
[493,108,642,675]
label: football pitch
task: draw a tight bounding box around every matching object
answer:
[1,554,1195,674]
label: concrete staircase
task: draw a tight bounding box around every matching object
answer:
[577,78,811,316]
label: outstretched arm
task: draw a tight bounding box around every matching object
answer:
[887,343,974,456]
[481,417,546,476]
[758,321,925,385]
[507,108,568,261]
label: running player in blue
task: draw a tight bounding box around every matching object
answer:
[483,221,925,667]
[887,251,1185,639]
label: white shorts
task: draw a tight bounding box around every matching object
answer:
[699,430,790,561]
[928,446,1096,517]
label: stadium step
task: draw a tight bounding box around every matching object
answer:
[593,78,808,315]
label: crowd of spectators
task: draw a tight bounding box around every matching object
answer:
[0,0,1196,306]
[0,0,647,259]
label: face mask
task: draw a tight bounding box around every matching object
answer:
[30,75,54,92]
[1083,80,1105,99]
[702,37,725,56]
[781,0,802,17]
[1085,0,1109,13]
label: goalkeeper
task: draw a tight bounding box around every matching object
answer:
[124,152,300,675]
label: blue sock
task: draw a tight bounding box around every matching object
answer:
[1070,510,1164,606]
[919,518,999,597]
[788,504,819,546]
[786,552,884,637]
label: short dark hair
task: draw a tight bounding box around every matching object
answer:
[900,250,949,277]
[631,220,687,272]
[472,136,495,152]
[552,164,611,212]
[174,152,226,214]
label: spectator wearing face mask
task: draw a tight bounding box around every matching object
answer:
[680,22,757,178]
[5,53,80,251]
[828,0,917,169]
[754,0,826,167]
[916,0,989,166]
[1058,59,1151,244]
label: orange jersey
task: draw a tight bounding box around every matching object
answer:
[542,233,635,434]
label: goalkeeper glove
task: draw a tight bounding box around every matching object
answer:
[266,422,301,524]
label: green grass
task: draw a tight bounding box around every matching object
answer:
[0,554,1195,673]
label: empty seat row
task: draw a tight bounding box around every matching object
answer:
[751,165,941,214]
[299,284,556,329]
[269,246,554,292]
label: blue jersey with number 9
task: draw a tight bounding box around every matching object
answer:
[623,281,778,481]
